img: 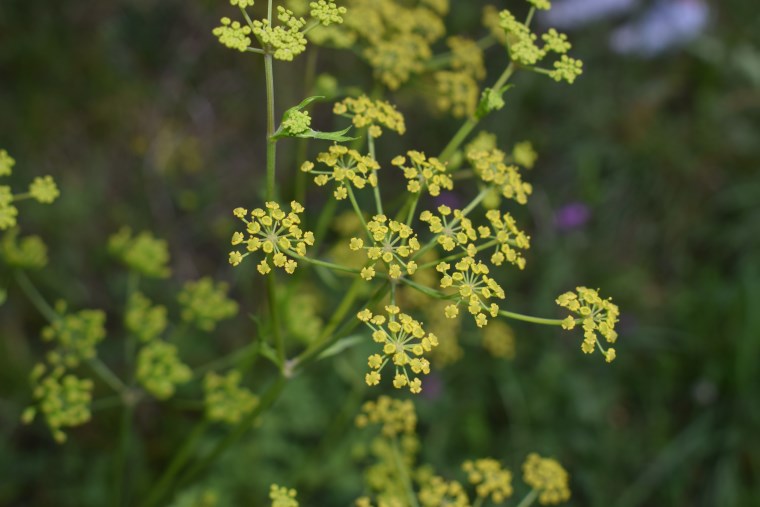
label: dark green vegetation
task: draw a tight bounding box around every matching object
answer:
[1,0,759,505]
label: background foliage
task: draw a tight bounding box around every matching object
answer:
[1,0,759,505]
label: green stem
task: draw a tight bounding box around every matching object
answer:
[472,497,485,507]
[294,276,366,367]
[438,62,516,163]
[176,377,287,487]
[267,275,285,368]
[415,238,500,271]
[290,253,361,275]
[368,135,383,215]
[14,271,58,323]
[115,400,135,507]
[88,357,127,394]
[193,341,261,378]
[138,420,210,507]
[516,489,539,507]
[391,435,420,507]
[498,310,566,326]
[346,185,370,237]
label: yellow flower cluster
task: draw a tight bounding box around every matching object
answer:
[310,0,347,26]
[0,149,14,176]
[522,453,571,505]
[23,365,93,443]
[549,55,584,84]
[203,370,259,425]
[355,395,416,437]
[462,458,514,503]
[301,145,379,200]
[109,227,171,278]
[125,292,167,343]
[434,71,480,119]
[177,277,239,332]
[437,257,505,327]
[448,36,486,80]
[229,201,314,274]
[484,209,530,269]
[213,17,252,52]
[253,7,308,61]
[556,287,619,361]
[357,306,439,393]
[494,4,583,84]
[418,476,469,507]
[350,216,420,280]
[1,229,48,270]
[392,151,453,197]
[136,340,192,400]
[482,320,516,359]
[419,205,478,252]
[269,484,299,507]
[333,96,406,138]
[512,140,538,169]
[42,306,107,369]
[0,149,60,230]
[328,0,448,89]
[468,148,533,205]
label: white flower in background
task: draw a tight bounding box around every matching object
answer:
[610,0,709,57]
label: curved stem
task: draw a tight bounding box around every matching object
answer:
[391,435,420,507]
[516,489,539,507]
[498,310,566,326]
[14,271,58,323]
[292,255,361,275]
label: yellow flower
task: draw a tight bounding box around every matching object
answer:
[333,96,406,137]
[467,147,532,205]
[462,458,514,503]
[556,287,619,360]
[303,145,379,199]
[392,151,453,197]
[437,256,505,327]
[433,71,480,119]
[228,201,314,274]
[351,215,420,280]
[522,453,571,505]
[447,36,486,80]
[355,395,416,437]
[212,17,252,52]
[484,209,530,269]
[270,484,299,507]
[253,7,308,61]
[419,205,479,252]
[418,476,469,507]
[356,306,438,394]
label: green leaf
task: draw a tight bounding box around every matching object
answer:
[475,84,515,119]
[317,334,365,361]
[273,95,359,141]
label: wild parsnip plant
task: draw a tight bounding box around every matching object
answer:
[9,0,621,505]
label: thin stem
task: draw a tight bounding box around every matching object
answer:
[267,275,285,368]
[176,377,287,487]
[138,420,210,507]
[293,276,366,367]
[472,497,485,507]
[193,341,260,378]
[516,489,539,507]
[14,271,58,323]
[391,435,420,507]
[290,253,361,275]
[346,185,370,237]
[265,57,277,200]
[88,358,127,394]
[368,135,383,215]
[114,401,135,507]
[499,310,567,326]
[245,47,265,55]
[438,62,517,163]
[415,238,500,271]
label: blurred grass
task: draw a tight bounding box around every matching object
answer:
[1,0,759,505]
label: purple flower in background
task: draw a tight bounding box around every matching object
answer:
[434,191,462,210]
[421,372,443,401]
[554,202,591,231]
[540,0,639,30]
[610,0,709,57]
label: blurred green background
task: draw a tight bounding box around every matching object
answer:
[1,0,759,505]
